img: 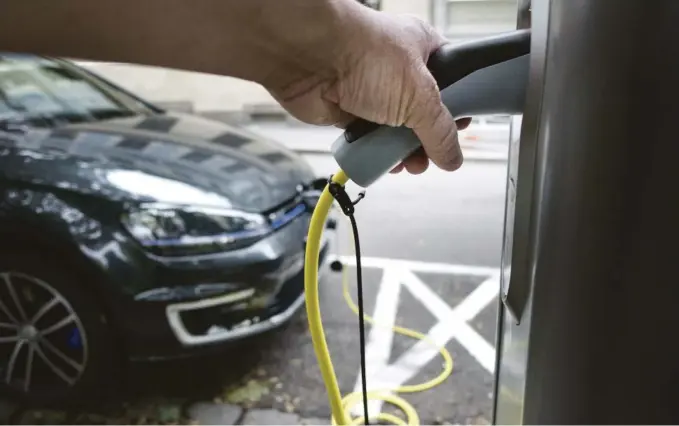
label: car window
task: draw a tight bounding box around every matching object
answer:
[0,54,153,123]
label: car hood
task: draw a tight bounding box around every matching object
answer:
[0,113,316,212]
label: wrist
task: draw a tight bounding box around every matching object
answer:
[251,0,370,90]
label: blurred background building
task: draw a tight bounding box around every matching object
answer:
[78,0,517,122]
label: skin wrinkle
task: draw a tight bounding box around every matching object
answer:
[273,75,339,124]
[401,62,427,127]
[423,103,454,164]
[394,63,412,127]
[0,0,467,174]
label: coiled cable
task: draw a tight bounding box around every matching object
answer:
[304,170,454,425]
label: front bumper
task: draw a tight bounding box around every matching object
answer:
[123,229,333,361]
[165,239,330,346]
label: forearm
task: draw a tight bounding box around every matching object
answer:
[0,0,361,87]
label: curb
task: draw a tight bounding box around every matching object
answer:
[197,113,509,162]
[240,123,508,162]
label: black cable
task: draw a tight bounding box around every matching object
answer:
[326,178,369,424]
[348,213,370,425]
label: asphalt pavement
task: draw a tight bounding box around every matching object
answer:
[8,124,510,425]
[245,121,509,266]
[306,153,508,266]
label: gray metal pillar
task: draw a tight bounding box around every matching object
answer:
[515,0,530,30]
[493,0,679,424]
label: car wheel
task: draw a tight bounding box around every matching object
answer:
[0,252,119,407]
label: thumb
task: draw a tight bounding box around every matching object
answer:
[407,78,463,171]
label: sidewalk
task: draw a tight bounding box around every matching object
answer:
[242,122,509,161]
[3,400,330,425]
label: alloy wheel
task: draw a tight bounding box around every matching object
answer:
[0,271,88,394]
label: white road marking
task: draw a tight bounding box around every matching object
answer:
[378,321,455,384]
[349,269,401,417]
[363,269,401,367]
[400,268,459,320]
[340,257,500,416]
[454,322,497,373]
[453,275,501,322]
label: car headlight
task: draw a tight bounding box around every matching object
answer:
[122,203,270,256]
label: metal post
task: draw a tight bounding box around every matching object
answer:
[515,0,530,29]
[493,0,679,423]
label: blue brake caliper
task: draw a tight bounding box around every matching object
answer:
[67,327,82,349]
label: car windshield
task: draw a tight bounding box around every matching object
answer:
[0,53,155,129]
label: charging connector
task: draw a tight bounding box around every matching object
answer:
[304,170,454,425]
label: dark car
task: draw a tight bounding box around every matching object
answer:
[0,53,334,406]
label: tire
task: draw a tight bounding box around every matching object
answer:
[0,250,120,408]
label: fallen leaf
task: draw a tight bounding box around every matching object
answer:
[224,379,270,404]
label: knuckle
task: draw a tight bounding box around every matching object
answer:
[398,13,429,31]
[398,14,443,49]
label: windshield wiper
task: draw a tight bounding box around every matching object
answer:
[86,108,137,120]
[0,112,32,134]
[0,110,93,132]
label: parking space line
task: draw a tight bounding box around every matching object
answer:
[349,269,401,417]
[357,268,401,377]
[454,322,496,373]
[337,256,500,416]
[453,275,500,322]
[400,268,458,320]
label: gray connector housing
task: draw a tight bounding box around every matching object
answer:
[331,54,530,188]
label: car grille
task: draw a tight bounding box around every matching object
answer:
[264,194,308,231]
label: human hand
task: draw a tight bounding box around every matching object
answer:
[0,0,468,176]
[265,1,470,175]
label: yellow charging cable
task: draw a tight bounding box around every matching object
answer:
[304,170,454,425]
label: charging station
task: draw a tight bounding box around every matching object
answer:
[494,0,679,423]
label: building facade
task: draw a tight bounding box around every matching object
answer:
[79,0,518,120]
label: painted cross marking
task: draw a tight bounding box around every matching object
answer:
[337,256,500,416]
